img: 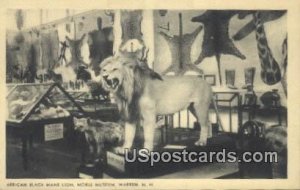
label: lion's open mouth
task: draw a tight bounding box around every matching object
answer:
[105,78,119,89]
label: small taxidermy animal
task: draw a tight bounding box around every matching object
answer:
[86,80,110,101]
[73,117,124,162]
[76,66,91,82]
[265,125,287,154]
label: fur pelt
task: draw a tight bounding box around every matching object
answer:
[66,34,88,70]
[265,125,287,178]
[265,125,287,154]
[88,28,113,76]
[41,30,60,69]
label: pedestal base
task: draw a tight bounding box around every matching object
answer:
[104,133,237,178]
[77,163,104,178]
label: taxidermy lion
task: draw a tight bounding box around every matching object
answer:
[99,55,222,154]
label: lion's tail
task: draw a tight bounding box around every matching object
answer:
[211,95,224,131]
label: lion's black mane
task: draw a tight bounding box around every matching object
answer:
[117,64,162,124]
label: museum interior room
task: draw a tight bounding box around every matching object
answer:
[6,9,287,179]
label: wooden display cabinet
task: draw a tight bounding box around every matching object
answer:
[6,82,86,170]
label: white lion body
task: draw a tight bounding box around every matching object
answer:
[142,76,212,115]
[136,76,212,151]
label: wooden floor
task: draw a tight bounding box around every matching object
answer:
[6,137,82,178]
[7,135,239,179]
[6,109,287,179]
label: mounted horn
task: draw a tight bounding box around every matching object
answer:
[80,33,86,41]
[139,46,149,62]
[104,10,115,23]
[65,35,71,41]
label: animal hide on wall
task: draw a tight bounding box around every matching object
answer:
[121,10,143,42]
[160,25,203,75]
[253,12,281,85]
[281,37,287,96]
[6,31,41,83]
[66,34,93,82]
[233,10,286,41]
[24,44,38,83]
[26,32,42,83]
[233,11,286,86]
[88,27,113,76]
[40,30,60,69]
[118,10,146,56]
[6,42,20,83]
[191,10,246,84]
[191,11,246,65]
[66,34,88,70]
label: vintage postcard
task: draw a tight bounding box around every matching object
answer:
[0,0,300,189]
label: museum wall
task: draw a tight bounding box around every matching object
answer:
[6,10,114,82]
[153,10,287,96]
[6,10,287,106]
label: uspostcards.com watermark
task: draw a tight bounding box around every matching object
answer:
[124,149,279,166]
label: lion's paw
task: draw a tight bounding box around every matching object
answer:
[144,145,154,152]
[113,146,130,155]
[194,140,207,146]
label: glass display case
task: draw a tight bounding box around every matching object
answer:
[213,90,242,133]
[6,83,86,170]
[67,90,117,112]
[6,83,85,123]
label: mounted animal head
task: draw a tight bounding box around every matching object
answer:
[118,45,149,68]
[104,10,115,24]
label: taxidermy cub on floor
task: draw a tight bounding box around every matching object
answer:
[73,117,124,163]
